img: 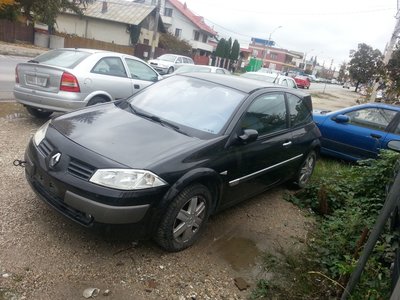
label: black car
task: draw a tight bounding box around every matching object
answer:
[24,73,321,251]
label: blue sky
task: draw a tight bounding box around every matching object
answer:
[181,0,398,69]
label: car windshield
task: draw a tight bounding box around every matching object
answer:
[32,49,91,68]
[157,54,177,62]
[241,73,276,83]
[129,76,245,135]
[175,66,211,74]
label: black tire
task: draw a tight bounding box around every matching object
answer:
[25,106,53,119]
[155,184,212,252]
[293,150,317,188]
[167,67,174,74]
[87,96,107,106]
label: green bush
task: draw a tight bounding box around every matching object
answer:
[288,150,400,298]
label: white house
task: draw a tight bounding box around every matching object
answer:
[140,0,216,56]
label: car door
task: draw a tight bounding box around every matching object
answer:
[124,58,159,94]
[174,57,184,69]
[320,107,398,160]
[222,91,295,206]
[90,56,133,100]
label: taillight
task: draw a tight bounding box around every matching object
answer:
[60,72,80,92]
[15,66,19,83]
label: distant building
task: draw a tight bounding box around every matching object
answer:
[248,38,303,72]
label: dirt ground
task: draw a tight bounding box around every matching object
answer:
[0,87,360,300]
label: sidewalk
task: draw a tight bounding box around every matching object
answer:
[0,41,47,57]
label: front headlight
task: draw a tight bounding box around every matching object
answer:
[89,169,167,190]
[33,120,50,146]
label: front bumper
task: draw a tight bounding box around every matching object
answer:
[24,131,167,227]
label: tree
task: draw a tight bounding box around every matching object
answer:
[215,38,225,67]
[230,39,240,61]
[223,37,232,69]
[338,62,348,83]
[158,32,192,56]
[348,43,383,92]
[0,0,17,20]
[3,0,94,31]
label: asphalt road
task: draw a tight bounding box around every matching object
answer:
[0,55,29,100]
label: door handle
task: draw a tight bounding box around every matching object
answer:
[134,84,140,89]
[283,141,292,147]
[370,133,382,139]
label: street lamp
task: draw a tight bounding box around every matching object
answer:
[263,25,282,65]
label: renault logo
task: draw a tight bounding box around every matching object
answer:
[49,152,61,168]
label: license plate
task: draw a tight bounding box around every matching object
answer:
[26,74,47,87]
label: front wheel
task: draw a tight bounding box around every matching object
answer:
[167,67,174,74]
[293,150,317,188]
[26,106,53,119]
[155,184,212,252]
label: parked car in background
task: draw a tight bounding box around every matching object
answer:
[241,72,298,89]
[24,73,320,251]
[170,65,231,75]
[294,75,310,89]
[313,103,400,161]
[343,81,353,89]
[257,68,280,74]
[14,48,161,118]
[148,54,194,74]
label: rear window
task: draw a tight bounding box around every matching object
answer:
[33,49,91,68]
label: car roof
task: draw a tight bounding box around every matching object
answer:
[177,73,307,95]
[244,72,294,80]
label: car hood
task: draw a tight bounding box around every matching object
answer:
[51,104,208,169]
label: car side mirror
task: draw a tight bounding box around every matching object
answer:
[238,129,258,144]
[388,140,400,152]
[333,114,350,123]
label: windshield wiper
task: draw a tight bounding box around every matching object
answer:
[28,60,39,63]
[129,103,188,135]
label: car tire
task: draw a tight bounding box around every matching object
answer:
[293,150,317,188]
[87,96,107,106]
[25,106,53,119]
[155,184,212,252]
[167,67,174,74]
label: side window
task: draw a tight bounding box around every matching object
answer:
[182,57,189,64]
[281,79,288,87]
[188,58,194,64]
[287,93,312,127]
[344,108,397,131]
[91,57,127,77]
[176,57,183,63]
[289,79,297,89]
[125,58,158,82]
[241,93,287,136]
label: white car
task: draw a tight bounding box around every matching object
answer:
[172,65,231,75]
[148,54,194,74]
[241,72,298,89]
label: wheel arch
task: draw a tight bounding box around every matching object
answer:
[149,168,223,233]
[84,91,113,105]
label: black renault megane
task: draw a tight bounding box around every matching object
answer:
[24,73,321,251]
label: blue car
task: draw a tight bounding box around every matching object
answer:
[313,103,400,161]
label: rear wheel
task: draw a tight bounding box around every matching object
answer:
[87,96,107,106]
[293,150,317,188]
[25,106,53,119]
[155,184,212,252]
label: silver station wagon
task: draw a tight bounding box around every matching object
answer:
[14,48,161,118]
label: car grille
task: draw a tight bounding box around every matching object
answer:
[38,139,54,156]
[67,158,95,180]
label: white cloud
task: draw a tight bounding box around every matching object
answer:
[182,0,397,69]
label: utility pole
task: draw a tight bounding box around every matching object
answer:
[149,0,160,60]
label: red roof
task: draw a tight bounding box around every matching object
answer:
[167,0,217,36]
